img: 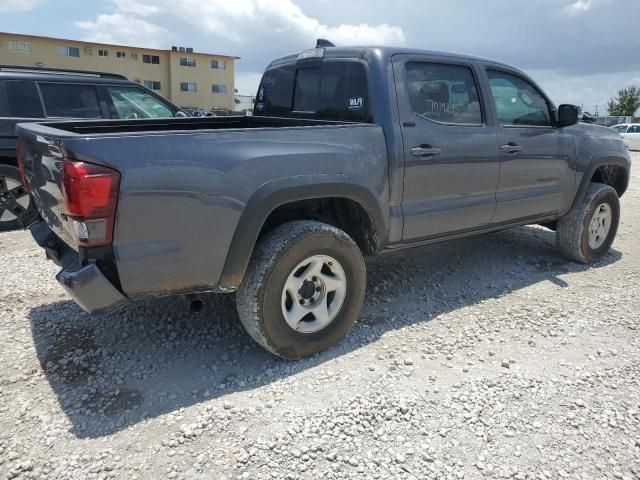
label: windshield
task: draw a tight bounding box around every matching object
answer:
[106,86,174,119]
[254,60,370,122]
[612,125,628,134]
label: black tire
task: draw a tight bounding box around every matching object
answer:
[556,183,620,263]
[0,164,38,232]
[236,220,366,360]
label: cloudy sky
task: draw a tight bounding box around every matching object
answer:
[1,0,639,114]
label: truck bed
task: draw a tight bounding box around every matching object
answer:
[18,116,389,301]
[26,115,356,136]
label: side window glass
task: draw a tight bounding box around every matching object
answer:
[39,83,103,118]
[105,86,173,118]
[487,70,551,126]
[406,62,482,125]
[630,125,640,133]
[5,81,44,118]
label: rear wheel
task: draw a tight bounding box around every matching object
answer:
[556,183,619,263]
[236,220,366,359]
[0,165,37,232]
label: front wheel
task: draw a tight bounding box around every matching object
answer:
[236,221,366,359]
[556,183,620,263]
[0,164,38,232]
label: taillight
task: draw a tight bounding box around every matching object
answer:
[61,158,120,247]
[16,139,31,193]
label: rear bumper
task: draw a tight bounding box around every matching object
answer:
[30,222,128,315]
[56,263,128,315]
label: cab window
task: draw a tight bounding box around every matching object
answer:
[487,70,551,126]
[255,61,370,122]
[406,62,483,125]
[106,86,174,119]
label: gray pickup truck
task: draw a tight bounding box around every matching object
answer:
[18,45,630,359]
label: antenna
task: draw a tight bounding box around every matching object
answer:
[316,39,335,48]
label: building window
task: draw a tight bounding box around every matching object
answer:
[116,51,126,59]
[180,57,196,67]
[180,82,197,92]
[211,60,226,70]
[144,80,161,91]
[212,84,227,94]
[58,46,80,57]
[131,52,139,60]
[98,49,108,57]
[8,41,32,54]
[142,54,160,64]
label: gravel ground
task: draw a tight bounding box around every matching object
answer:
[1,153,639,480]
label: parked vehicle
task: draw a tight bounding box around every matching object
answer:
[0,65,186,231]
[611,123,640,150]
[580,111,598,124]
[188,109,217,117]
[18,45,630,359]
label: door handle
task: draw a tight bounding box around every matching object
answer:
[500,143,524,154]
[411,145,442,157]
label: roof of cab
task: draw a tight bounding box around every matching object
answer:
[0,65,132,84]
[267,46,512,69]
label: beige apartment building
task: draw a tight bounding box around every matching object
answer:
[0,32,238,111]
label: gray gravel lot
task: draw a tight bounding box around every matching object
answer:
[1,153,639,480]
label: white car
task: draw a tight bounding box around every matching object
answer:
[611,123,640,151]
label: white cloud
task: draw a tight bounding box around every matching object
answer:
[76,13,169,48]
[110,0,161,17]
[77,0,405,49]
[563,0,609,16]
[0,0,44,13]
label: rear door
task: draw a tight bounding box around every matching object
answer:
[37,82,107,119]
[482,67,576,223]
[392,54,500,241]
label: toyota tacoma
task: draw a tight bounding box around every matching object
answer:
[17,44,630,359]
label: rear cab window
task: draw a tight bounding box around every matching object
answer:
[254,60,371,122]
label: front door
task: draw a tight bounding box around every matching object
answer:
[483,68,576,223]
[393,56,500,241]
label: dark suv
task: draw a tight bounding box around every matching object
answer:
[0,65,185,231]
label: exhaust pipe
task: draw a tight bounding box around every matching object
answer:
[183,294,204,314]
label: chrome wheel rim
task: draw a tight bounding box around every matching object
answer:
[588,202,612,249]
[281,255,347,334]
[0,176,30,223]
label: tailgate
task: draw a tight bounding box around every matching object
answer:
[17,126,75,248]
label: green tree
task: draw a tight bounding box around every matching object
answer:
[607,85,640,116]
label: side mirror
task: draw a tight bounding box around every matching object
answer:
[174,111,188,118]
[557,104,580,127]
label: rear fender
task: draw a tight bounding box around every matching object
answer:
[216,174,386,291]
